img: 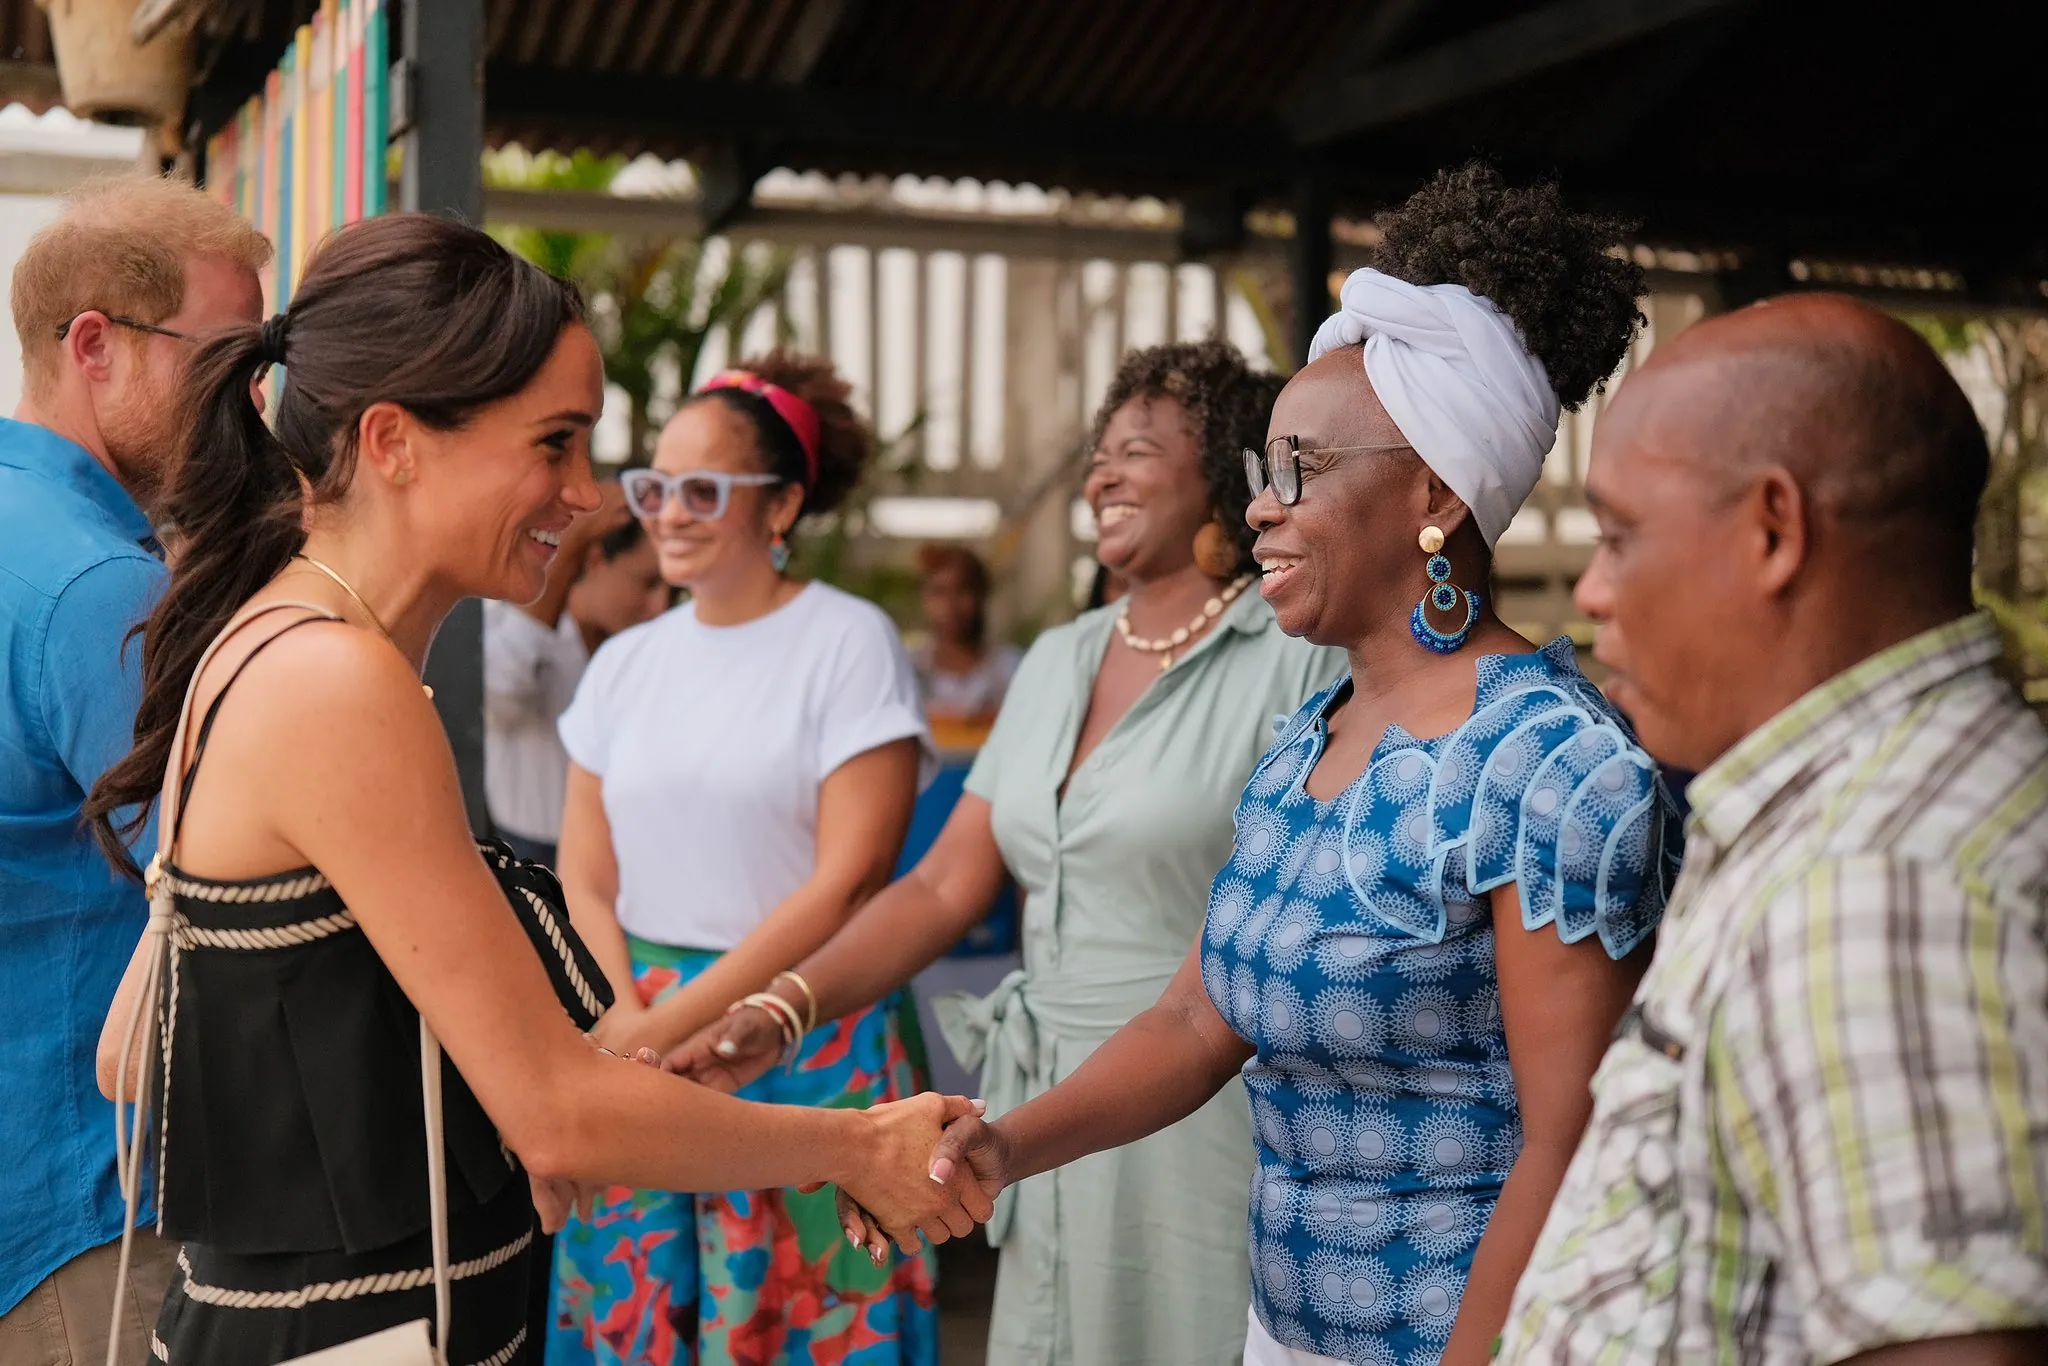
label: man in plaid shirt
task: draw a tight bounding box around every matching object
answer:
[1501,294,2047,1365]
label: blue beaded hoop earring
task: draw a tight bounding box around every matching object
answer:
[1409,525,1480,653]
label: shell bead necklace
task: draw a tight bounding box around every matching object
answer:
[1114,573,1253,673]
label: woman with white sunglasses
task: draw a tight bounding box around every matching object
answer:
[547,354,940,1365]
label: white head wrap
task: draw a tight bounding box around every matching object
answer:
[1306,268,1560,548]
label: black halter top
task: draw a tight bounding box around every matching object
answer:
[151,612,613,1254]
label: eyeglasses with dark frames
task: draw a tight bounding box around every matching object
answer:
[54,312,195,343]
[1244,434,1411,506]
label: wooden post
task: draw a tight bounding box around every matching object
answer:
[1289,172,1333,370]
[401,0,489,833]
[999,259,1085,633]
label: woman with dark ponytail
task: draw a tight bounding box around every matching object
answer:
[83,214,986,1366]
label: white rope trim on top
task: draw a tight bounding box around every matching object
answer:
[514,885,603,1020]
[157,868,332,902]
[471,1324,528,1366]
[145,1316,527,1364]
[174,1228,532,1310]
[481,842,602,1022]
[169,910,359,951]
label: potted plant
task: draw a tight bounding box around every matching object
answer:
[36,0,195,127]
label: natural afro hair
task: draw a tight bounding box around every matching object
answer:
[685,348,873,519]
[1372,163,1645,410]
[1088,338,1284,574]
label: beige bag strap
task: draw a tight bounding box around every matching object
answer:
[421,1020,451,1362]
[107,601,452,1366]
[151,600,339,865]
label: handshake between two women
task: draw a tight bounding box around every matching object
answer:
[661,1006,1018,1266]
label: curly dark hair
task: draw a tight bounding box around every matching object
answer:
[1372,163,1645,410]
[685,348,873,520]
[1088,338,1284,574]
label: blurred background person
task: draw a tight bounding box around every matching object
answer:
[910,543,1020,756]
[0,175,266,1366]
[676,339,1346,1366]
[483,486,666,868]
[903,543,1024,1097]
[549,354,938,1366]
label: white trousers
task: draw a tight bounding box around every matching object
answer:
[1241,1306,1349,1366]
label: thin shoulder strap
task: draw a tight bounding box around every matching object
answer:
[172,613,340,847]
[153,600,342,879]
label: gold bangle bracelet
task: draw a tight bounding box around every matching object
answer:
[773,969,820,1034]
[731,992,798,1042]
[734,991,805,1063]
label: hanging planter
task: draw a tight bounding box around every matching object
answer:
[35,0,194,128]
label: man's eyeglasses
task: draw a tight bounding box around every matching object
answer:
[1244,434,1411,506]
[54,312,195,343]
[621,467,783,522]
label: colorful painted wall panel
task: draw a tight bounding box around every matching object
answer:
[202,0,391,309]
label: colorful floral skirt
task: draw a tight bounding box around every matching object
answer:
[546,938,939,1366]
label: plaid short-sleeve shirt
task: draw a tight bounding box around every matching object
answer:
[1501,613,2048,1364]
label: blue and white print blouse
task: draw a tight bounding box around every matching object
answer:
[1201,638,1682,1365]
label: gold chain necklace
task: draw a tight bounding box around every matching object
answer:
[1114,574,1253,673]
[292,554,434,699]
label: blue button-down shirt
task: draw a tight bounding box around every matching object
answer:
[0,417,166,1315]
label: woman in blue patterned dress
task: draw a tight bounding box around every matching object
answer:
[915,167,1682,1366]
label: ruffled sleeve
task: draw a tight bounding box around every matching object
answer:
[1340,641,1679,959]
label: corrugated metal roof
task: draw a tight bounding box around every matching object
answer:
[477,0,1364,130]
[5,0,2044,290]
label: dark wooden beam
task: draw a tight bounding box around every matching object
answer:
[1553,4,1753,163]
[1287,0,1749,145]
[771,0,858,84]
[484,63,1286,186]
[1320,0,1433,74]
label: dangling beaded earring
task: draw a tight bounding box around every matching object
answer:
[1409,525,1480,654]
[769,533,791,574]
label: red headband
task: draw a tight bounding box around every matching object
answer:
[699,370,821,489]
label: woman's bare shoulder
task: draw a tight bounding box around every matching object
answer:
[191,612,444,758]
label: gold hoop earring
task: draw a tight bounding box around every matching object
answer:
[1192,518,1239,579]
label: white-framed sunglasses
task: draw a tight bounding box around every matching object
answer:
[620,467,783,521]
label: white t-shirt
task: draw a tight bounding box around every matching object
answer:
[483,600,590,844]
[557,582,932,950]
